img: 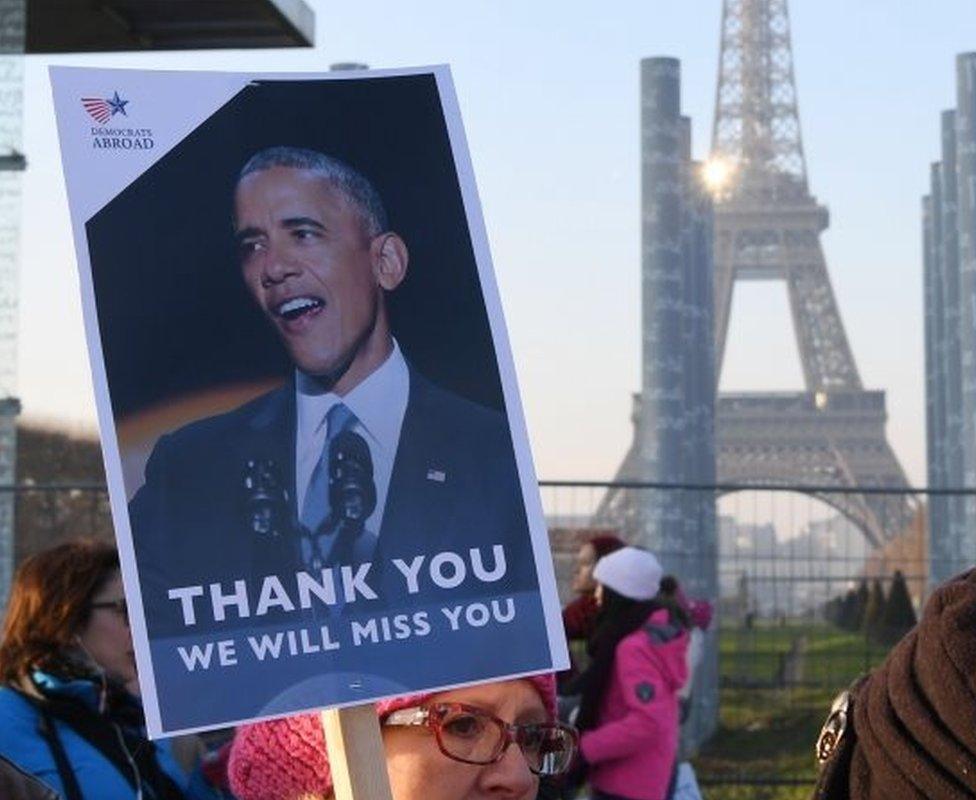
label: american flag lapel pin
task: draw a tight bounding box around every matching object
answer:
[426,468,446,483]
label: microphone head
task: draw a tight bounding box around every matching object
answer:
[328,430,377,526]
[242,458,289,536]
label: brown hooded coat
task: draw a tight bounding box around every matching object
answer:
[815,570,976,799]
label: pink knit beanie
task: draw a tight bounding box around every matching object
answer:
[228,675,557,800]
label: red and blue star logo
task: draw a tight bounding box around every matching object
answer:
[81,91,129,124]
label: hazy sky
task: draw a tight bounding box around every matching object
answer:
[15,1,976,486]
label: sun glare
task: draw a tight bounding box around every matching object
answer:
[702,157,734,196]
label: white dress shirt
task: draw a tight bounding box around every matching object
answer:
[294,340,410,540]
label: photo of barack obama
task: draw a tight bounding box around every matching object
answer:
[129,145,540,607]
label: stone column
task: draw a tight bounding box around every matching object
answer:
[939,111,967,578]
[924,170,948,586]
[0,0,24,610]
[640,57,717,751]
[955,54,976,544]
[639,57,686,565]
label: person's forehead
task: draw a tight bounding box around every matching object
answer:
[91,570,124,601]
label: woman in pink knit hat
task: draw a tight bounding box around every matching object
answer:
[228,674,577,800]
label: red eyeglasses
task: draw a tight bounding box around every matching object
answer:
[384,702,578,777]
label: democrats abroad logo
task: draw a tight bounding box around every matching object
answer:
[82,91,128,123]
[81,91,154,151]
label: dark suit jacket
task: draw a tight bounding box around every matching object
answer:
[129,369,541,638]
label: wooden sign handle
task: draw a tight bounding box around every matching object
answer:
[321,704,394,800]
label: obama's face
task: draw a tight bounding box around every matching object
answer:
[234,166,407,395]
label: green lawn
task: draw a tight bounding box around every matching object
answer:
[693,622,891,800]
[719,622,888,685]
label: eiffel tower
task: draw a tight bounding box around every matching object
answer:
[708,0,911,546]
[599,0,912,548]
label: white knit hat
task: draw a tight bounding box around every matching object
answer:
[592,546,663,601]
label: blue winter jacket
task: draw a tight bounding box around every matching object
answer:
[0,673,221,800]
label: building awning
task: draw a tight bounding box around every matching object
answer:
[26,0,314,53]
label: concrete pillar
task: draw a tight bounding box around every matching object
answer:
[681,167,718,754]
[0,0,23,609]
[640,57,717,752]
[924,171,949,585]
[956,54,976,540]
[939,111,968,578]
[639,57,685,563]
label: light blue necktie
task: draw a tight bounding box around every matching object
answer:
[300,402,355,569]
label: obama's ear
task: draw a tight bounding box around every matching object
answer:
[371,232,409,291]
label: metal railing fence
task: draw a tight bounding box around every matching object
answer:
[540,479,975,799]
[8,479,976,799]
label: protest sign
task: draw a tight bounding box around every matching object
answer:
[50,66,568,737]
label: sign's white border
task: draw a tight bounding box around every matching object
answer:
[49,65,569,738]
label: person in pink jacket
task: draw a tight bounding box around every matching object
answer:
[575,547,689,800]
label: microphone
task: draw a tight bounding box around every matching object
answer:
[327,429,377,537]
[242,458,290,537]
